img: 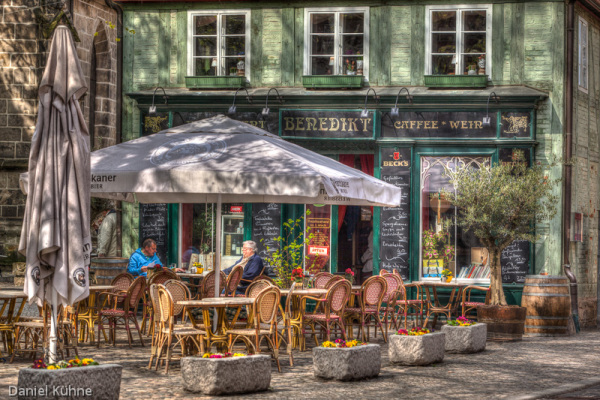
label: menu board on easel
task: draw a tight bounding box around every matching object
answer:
[139,203,168,265]
[252,203,281,276]
[379,148,411,280]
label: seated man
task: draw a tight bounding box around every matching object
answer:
[223,240,264,295]
[128,238,163,278]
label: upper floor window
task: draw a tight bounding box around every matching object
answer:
[579,17,588,92]
[425,5,491,76]
[304,7,369,77]
[187,10,250,78]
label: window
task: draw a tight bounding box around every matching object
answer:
[425,5,491,76]
[579,17,588,92]
[420,156,491,282]
[304,7,369,77]
[187,10,250,77]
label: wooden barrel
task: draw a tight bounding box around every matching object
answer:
[522,275,571,336]
[90,257,129,285]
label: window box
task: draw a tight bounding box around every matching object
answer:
[424,75,488,88]
[302,75,363,89]
[185,76,247,90]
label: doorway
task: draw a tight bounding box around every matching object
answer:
[336,154,374,283]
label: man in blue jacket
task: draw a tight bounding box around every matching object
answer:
[223,240,264,295]
[128,238,163,278]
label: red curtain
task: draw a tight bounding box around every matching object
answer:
[337,154,356,231]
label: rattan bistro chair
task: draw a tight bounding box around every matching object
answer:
[199,270,226,299]
[381,273,404,334]
[227,286,282,372]
[461,285,490,319]
[155,286,205,374]
[222,265,244,297]
[300,280,351,350]
[344,275,387,342]
[313,272,334,289]
[97,276,146,348]
[143,271,181,334]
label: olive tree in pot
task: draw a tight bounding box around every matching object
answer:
[444,150,560,340]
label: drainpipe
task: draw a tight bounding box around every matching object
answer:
[563,0,580,333]
[105,0,123,256]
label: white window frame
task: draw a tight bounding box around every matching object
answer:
[303,7,370,80]
[425,4,492,77]
[187,10,251,79]
[578,17,588,92]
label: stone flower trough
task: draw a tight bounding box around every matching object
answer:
[313,344,381,381]
[16,364,122,400]
[441,323,487,353]
[388,331,445,366]
[181,355,271,395]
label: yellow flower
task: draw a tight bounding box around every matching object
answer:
[322,341,335,348]
[47,366,56,370]
[233,353,245,357]
[202,353,211,358]
[81,358,93,363]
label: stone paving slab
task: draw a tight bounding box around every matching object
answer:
[1,319,600,399]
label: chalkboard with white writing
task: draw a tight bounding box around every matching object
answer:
[139,203,168,266]
[379,148,411,280]
[252,203,281,276]
[501,240,530,284]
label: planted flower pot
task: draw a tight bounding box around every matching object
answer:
[313,344,380,381]
[17,364,122,400]
[181,355,271,395]
[388,331,445,366]
[441,323,487,353]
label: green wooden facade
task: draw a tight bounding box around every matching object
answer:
[117,0,600,321]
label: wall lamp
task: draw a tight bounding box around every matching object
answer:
[390,87,413,117]
[361,88,380,118]
[262,88,284,116]
[483,91,500,126]
[148,87,168,116]
[228,87,253,114]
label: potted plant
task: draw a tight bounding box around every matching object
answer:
[313,339,380,381]
[344,268,355,284]
[262,212,315,289]
[467,64,477,75]
[356,53,364,75]
[444,150,560,340]
[441,268,453,283]
[17,358,122,399]
[477,55,486,75]
[236,52,245,76]
[291,267,304,285]
[345,59,356,75]
[422,227,454,278]
[181,353,271,395]
[441,316,487,353]
[229,66,238,76]
[388,327,445,365]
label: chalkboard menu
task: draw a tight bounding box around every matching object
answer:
[379,148,411,280]
[139,203,168,266]
[252,203,281,276]
[501,240,530,283]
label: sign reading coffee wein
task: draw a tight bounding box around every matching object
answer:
[280,110,376,139]
[381,111,530,138]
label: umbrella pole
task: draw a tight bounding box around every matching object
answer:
[213,194,222,333]
[48,287,59,364]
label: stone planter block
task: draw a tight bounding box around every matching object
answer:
[313,344,381,381]
[388,332,445,366]
[17,364,122,400]
[181,355,271,395]
[441,323,487,353]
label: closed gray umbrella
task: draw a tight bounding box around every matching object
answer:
[18,26,91,362]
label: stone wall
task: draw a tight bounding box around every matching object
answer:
[0,0,118,261]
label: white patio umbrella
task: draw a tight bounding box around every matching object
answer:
[23,115,402,298]
[18,26,91,363]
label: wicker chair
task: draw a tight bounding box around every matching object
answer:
[393,271,427,328]
[143,271,181,334]
[344,275,387,342]
[380,273,404,334]
[199,270,226,299]
[222,265,244,297]
[251,274,274,284]
[97,276,146,348]
[380,269,390,275]
[461,285,490,319]
[227,286,282,372]
[155,286,205,374]
[313,272,334,289]
[300,280,351,350]
[147,284,162,368]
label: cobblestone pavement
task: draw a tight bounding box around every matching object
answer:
[1,304,599,399]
